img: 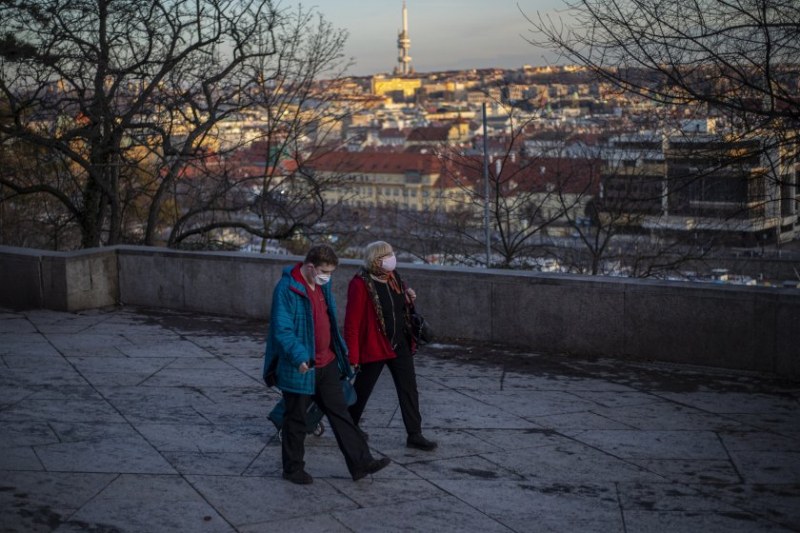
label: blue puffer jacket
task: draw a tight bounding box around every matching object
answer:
[263,264,351,394]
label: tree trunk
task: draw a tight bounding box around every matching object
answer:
[80,178,104,248]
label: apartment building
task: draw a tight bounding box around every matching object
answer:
[599,129,799,245]
[371,76,422,101]
[302,146,602,241]
[304,151,473,213]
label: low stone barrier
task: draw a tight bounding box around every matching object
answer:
[2,245,798,376]
[0,246,117,310]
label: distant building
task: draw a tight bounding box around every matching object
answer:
[305,151,470,213]
[406,122,470,147]
[598,130,799,246]
[371,76,422,102]
[447,155,602,235]
[377,128,408,147]
[306,149,602,237]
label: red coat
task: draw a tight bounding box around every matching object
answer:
[344,274,398,365]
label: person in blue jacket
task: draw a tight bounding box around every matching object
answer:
[263,244,391,484]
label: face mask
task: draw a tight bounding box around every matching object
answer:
[313,267,331,286]
[381,254,397,272]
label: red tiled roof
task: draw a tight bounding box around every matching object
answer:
[441,155,602,195]
[378,128,406,139]
[305,150,442,174]
[304,150,600,196]
[407,126,450,142]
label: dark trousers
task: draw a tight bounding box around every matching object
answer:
[349,345,422,436]
[282,362,372,477]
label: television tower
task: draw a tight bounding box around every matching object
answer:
[396,1,412,76]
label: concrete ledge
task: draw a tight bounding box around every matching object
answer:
[0,246,47,309]
[116,246,287,318]
[0,246,117,311]
[2,245,798,376]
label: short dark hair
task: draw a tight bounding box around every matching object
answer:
[304,243,339,267]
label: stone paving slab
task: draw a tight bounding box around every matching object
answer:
[66,474,235,533]
[1,306,799,533]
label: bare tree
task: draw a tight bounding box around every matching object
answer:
[562,146,707,277]
[0,0,350,250]
[526,0,800,247]
[428,105,605,269]
[157,9,354,250]
[526,0,799,135]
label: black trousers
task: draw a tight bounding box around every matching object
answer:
[349,343,422,436]
[282,362,372,477]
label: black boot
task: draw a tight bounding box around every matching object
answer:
[352,457,391,481]
[406,433,437,451]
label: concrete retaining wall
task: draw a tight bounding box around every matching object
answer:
[0,246,117,311]
[2,245,798,376]
[116,246,287,318]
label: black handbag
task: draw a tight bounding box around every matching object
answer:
[409,303,433,344]
[398,272,433,345]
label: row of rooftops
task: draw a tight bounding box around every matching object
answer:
[228,143,602,196]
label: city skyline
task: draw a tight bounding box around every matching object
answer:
[319,0,565,76]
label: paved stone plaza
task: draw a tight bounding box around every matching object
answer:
[1,306,798,532]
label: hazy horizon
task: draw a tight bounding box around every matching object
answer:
[317,0,566,76]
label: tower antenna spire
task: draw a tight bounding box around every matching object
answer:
[396,1,412,76]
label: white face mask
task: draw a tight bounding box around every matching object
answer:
[381,254,397,272]
[309,264,332,286]
[314,272,331,286]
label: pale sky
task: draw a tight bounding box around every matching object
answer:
[313,0,567,76]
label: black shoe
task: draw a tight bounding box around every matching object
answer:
[282,469,313,485]
[352,457,391,481]
[366,456,390,474]
[407,433,437,451]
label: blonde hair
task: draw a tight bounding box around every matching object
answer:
[363,241,393,271]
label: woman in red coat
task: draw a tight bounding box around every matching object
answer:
[344,241,437,451]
